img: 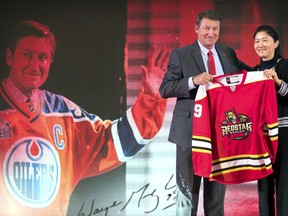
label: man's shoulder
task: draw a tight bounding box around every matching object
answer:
[41,89,72,105]
[172,42,198,54]
[215,43,238,59]
[215,43,235,52]
[41,89,60,99]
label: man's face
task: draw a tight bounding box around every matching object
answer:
[195,18,220,50]
[6,36,52,94]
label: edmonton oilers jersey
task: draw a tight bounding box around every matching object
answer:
[0,80,166,215]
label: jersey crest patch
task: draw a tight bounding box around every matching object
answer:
[0,119,12,139]
[3,137,61,208]
[220,108,252,140]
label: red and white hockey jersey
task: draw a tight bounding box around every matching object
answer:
[0,79,167,215]
[192,71,278,184]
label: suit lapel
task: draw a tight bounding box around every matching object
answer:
[189,42,234,75]
[190,42,206,73]
[216,45,229,74]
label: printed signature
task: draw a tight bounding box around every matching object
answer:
[77,174,176,216]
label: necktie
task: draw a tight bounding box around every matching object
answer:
[208,50,216,75]
[26,98,35,112]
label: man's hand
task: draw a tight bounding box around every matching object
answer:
[141,45,170,98]
[193,72,214,86]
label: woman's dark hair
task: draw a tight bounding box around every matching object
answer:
[254,25,282,62]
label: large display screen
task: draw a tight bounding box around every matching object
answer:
[0,0,287,215]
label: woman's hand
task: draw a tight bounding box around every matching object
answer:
[263,69,282,86]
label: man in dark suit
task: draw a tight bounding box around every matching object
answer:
[159,10,251,216]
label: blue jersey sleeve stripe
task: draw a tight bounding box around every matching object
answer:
[112,108,149,162]
[112,121,133,162]
[126,108,151,145]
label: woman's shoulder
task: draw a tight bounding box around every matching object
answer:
[277,58,288,68]
[279,58,288,64]
[276,59,288,78]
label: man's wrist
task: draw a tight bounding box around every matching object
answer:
[192,76,199,87]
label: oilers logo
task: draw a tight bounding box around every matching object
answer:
[3,137,60,208]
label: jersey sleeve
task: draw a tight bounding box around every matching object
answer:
[71,90,167,179]
[262,79,278,163]
[191,85,212,177]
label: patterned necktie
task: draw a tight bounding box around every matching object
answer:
[208,50,216,75]
[26,98,35,112]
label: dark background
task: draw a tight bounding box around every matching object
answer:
[0,0,127,119]
[0,0,127,214]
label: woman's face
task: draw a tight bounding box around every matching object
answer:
[254,31,279,61]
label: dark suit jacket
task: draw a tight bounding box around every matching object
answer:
[159,41,251,148]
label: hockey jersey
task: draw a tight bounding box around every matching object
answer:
[0,79,167,215]
[192,70,278,184]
